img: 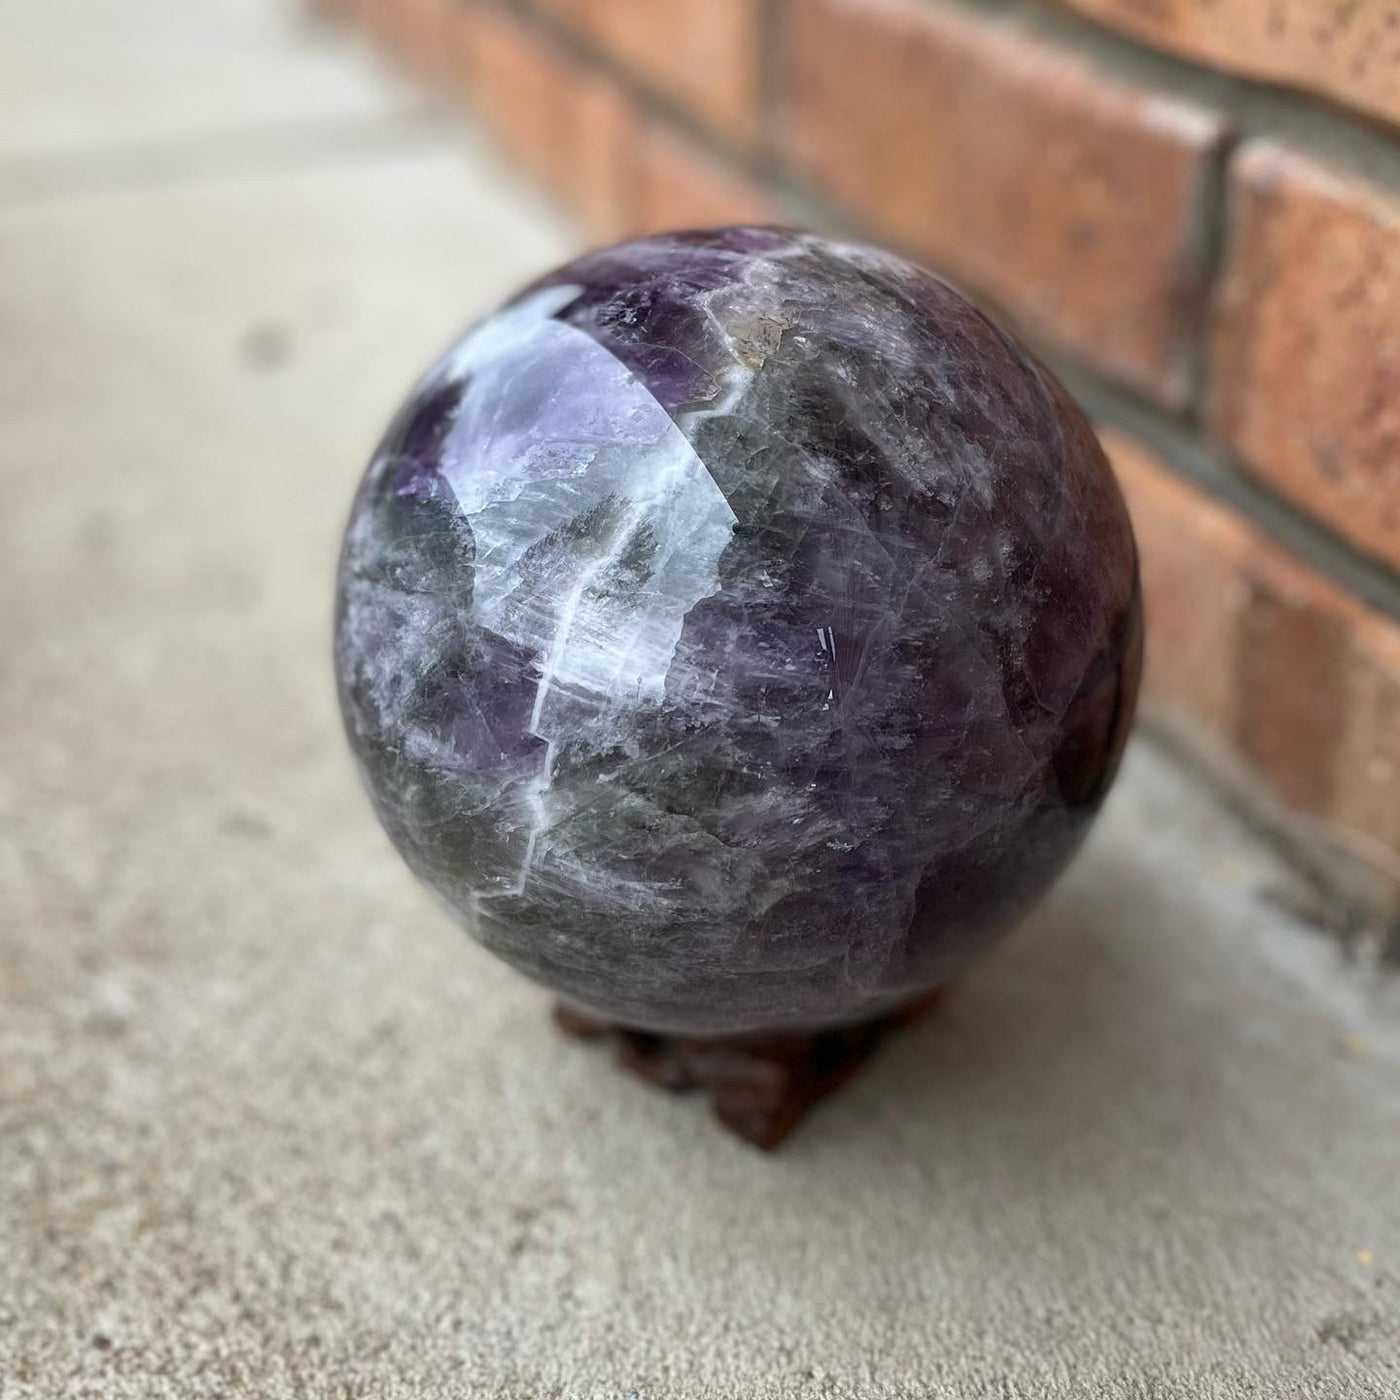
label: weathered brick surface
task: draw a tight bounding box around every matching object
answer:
[464,6,571,186]
[1234,548,1355,814]
[532,0,762,144]
[779,0,1224,407]
[1211,141,1400,574]
[1060,0,1400,132]
[462,5,636,238]
[1107,429,1400,864]
[628,122,781,237]
[362,0,461,81]
[435,0,480,105]
[1331,610,1400,870]
[1105,433,1253,739]
[556,67,638,240]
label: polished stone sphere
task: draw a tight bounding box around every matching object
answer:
[334,226,1141,1035]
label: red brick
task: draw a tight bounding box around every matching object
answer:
[354,0,403,49]
[1332,613,1400,870]
[1234,548,1352,813]
[357,0,457,81]
[1059,0,1400,133]
[439,0,482,107]
[628,123,782,237]
[465,6,571,187]
[1210,141,1400,574]
[446,9,774,243]
[534,0,763,145]
[564,72,641,242]
[463,6,636,238]
[1103,431,1253,738]
[779,0,1224,407]
[1105,428,1400,868]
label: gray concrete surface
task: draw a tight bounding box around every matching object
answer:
[0,0,420,166]
[2,4,1398,1396]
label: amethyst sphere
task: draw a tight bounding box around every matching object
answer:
[334,226,1141,1035]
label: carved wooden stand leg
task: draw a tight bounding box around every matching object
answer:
[554,994,941,1150]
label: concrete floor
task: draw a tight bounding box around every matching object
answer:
[2,3,1398,1396]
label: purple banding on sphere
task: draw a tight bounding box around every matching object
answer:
[334,226,1142,1034]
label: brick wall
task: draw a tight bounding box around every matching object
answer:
[321,0,1400,914]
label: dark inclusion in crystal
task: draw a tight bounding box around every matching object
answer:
[335,227,1142,1036]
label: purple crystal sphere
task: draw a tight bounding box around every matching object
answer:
[334,227,1141,1035]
